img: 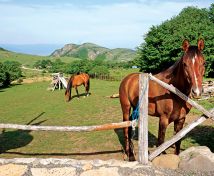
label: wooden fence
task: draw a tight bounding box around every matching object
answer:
[138,73,214,164]
[0,74,213,165]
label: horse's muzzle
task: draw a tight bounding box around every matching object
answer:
[191,87,202,99]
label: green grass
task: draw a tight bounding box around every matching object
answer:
[0,80,124,159]
[0,79,213,160]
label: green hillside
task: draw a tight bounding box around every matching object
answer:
[0,48,79,68]
[51,43,136,61]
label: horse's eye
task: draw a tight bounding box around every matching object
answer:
[183,63,187,67]
[203,62,206,66]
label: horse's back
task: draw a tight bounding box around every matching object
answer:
[73,73,89,86]
[119,72,191,119]
[119,73,140,107]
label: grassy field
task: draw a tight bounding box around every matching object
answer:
[0,78,213,160]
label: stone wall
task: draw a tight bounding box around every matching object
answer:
[0,158,185,176]
[0,146,213,176]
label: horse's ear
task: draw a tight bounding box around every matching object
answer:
[197,38,204,51]
[182,39,190,52]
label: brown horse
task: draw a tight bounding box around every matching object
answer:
[119,39,205,161]
[65,73,90,102]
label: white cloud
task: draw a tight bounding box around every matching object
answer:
[0,1,212,48]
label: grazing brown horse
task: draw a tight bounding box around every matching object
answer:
[119,39,205,161]
[65,73,90,101]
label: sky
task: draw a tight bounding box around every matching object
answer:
[0,0,213,55]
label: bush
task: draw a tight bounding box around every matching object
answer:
[3,61,22,86]
[89,65,109,76]
[0,62,7,86]
[34,59,52,69]
[0,61,22,87]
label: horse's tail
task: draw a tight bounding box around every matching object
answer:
[86,75,90,92]
[85,73,90,93]
[65,76,73,101]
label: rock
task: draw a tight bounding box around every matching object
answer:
[0,164,28,176]
[31,167,76,176]
[82,163,93,171]
[152,154,180,169]
[179,146,214,172]
[80,167,120,176]
[105,159,139,168]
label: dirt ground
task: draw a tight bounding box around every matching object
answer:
[21,76,52,84]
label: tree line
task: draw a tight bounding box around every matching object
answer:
[135,5,214,77]
[33,58,134,75]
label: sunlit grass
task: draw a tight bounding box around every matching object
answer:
[0,75,213,160]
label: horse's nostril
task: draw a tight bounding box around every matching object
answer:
[191,88,201,98]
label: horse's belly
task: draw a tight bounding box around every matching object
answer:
[148,98,174,117]
[148,103,156,116]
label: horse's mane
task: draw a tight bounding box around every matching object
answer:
[65,76,73,94]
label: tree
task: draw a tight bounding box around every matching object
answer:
[0,62,6,86]
[34,59,52,69]
[65,60,93,74]
[88,65,109,76]
[136,5,214,77]
[49,59,66,73]
[3,61,22,85]
[1,61,22,86]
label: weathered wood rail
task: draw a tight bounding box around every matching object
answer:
[149,74,214,120]
[0,121,132,132]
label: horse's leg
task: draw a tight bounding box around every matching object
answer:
[174,118,185,155]
[85,81,90,97]
[75,86,79,99]
[84,84,88,97]
[157,116,169,152]
[122,105,135,161]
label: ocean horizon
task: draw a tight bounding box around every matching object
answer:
[0,44,64,56]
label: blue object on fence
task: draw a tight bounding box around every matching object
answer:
[131,82,148,121]
[130,102,139,121]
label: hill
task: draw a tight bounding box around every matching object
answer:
[50,43,136,62]
[0,47,7,51]
[0,47,79,68]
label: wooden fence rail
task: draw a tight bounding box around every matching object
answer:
[0,121,132,132]
[148,74,214,120]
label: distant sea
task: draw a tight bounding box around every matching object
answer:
[0,44,63,56]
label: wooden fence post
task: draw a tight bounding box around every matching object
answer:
[138,73,149,164]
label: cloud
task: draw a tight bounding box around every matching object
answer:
[0,1,212,48]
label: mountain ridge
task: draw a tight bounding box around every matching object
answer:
[50,42,136,62]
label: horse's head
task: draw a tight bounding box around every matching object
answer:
[181,38,205,98]
[65,76,73,102]
[65,89,71,102]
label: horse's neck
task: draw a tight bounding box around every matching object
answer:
[156,60,191,96]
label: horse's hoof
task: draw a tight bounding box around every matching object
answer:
[123,154,128,161]
[129,156,136,162]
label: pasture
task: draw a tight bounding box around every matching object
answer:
[0,78,213,160]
